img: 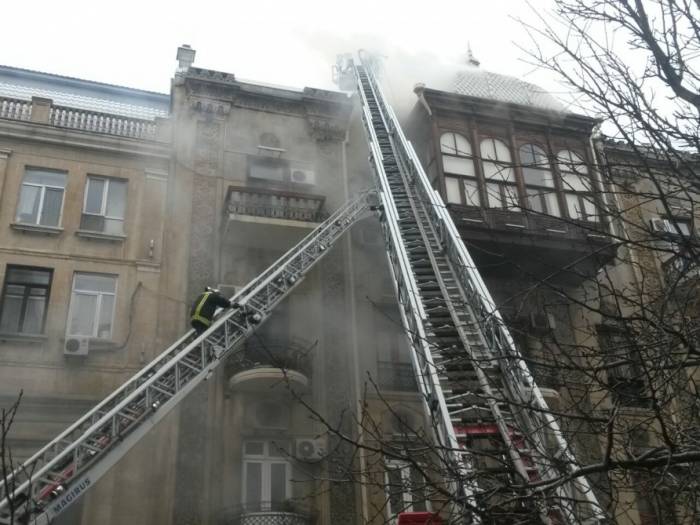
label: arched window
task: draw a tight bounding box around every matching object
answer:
[480,138,518,210]
[557,150,597,221]
[519,143,560,217]
[440,132,479,206]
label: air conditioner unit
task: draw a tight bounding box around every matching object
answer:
[290,168,316,185]
[650,217,673,234]
[64,336,89,356]
[295,437,326,461]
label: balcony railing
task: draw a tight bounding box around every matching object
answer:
[0,97,32,121]
[220,501,313,525]
[226,185,328,223]
[0,95,158,140]
[49,105,156,139]
[227,338,313,378]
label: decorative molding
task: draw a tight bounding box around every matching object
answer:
[75,230,126,242]
[0,148,11,159]
[194,120,222,174]
[306,116,347,142]
[10,223,63,235]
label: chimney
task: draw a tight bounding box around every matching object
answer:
[176,44,196,74]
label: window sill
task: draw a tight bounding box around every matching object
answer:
[75,230,126,242]
[0,332,48,344]
[10,223,63,235]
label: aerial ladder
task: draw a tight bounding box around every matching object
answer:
[0,54,604,525]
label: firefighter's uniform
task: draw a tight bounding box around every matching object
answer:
[190,289,232,335]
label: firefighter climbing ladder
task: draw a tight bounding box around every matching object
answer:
[0,54,604,524]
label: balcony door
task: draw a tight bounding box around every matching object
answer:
[242,440,291,511]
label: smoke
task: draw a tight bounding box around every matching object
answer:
[300,30,466,118]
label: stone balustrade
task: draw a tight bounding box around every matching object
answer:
[0,97,32,121]
[0,95,158,140]
[226,185,328,223]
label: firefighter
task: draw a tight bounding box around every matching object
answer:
[190,287,235,335]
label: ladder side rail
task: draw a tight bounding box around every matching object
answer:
[0,196,369,524]
[364,66,604,521]
[354,64,481,521]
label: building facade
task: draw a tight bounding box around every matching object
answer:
[0,48,697,525]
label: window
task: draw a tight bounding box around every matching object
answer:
[557,150,597,221]
[385,459,428,522]
[481,138,519,210]
[67,273,117,339]
[440,132,479,206]
[242,440,291,511]
[16,168,67,227]
[519,144,560,217]
[81,177,127,235]
[599,327,649,408]
[0,266,52,334]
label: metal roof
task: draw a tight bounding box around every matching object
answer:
[0,65,169,120]
[453,68,565,112]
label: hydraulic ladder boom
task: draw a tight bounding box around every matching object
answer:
[350,56,604,524]
[0,194,369,525]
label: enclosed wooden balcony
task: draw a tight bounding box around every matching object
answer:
[225,185,328,226]
[448,205,615,283]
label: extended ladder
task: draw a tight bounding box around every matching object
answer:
[351,56,604,524]
[0,195,369,525]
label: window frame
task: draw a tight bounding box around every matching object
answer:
[557,149,598,222]
[440,132,480,207]
[81,176,127,234]
[15,167,68,227]
[66,272,118,339]
[241,440,292,509]
[480,137,519,211]
[384,458,430,523]
[519,143,561,217]
[0,265,53,335]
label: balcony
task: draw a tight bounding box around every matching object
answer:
[220,502,312,525]
[227,339,312,393]
[0,95,159,140]
[226,185,328,226]
[447,205,616,282]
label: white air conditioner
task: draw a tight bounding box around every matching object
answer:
[650,217,673,234]
[64,336,89,356]
[295,437,326,461]
[290,168,316,185]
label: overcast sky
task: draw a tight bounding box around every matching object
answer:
[1,0,564,98]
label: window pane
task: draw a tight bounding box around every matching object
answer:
[75,273,116,293]
[519,144,535,165]
[40,188,63,226]
[24,169,67,187]
[445,177,461,204]
[270,463,288,502]
[103,218,124,235]
[443,156,474,176]
[463,179,480,206]
[106,180,127,218]
[482,161,499,180]
[0,295,22,332]
[480,139,496,160]
[583,198,598,221]
[7,268,51,285]
[454,134,471,156]
[70,293,97,336]
[493,139,512,162]
[545,192,561,217]
[410,467,427,512]
[245,462,262,506]
[440,133,456,155]
[16,185,40,224]
[250,161,285,181]
[504,184,520,210]
[527,188,544,213]
[386,468,404,516]
[22,296,45,334]
[523,167,553,187]
[85,178,105,214]
[561,173,589,192]
[566,194,582,219]
[484,162,514,183]
[486,183,503,208]
[97,294,114,338]
[558,150,587,175]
